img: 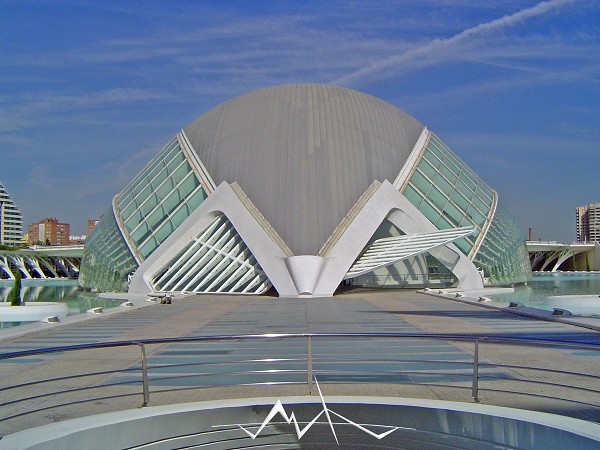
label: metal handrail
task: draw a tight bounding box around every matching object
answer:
[1,333,599,431]
[2,333,599,360]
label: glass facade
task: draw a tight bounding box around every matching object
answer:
[401,134,494,256]
[400,133,530,285]
[79,124,530,293]
[116,137,207,260]
[473,204,531,284]
[152,214,271,294]
[79,208,138,292]
[80,135,209,292]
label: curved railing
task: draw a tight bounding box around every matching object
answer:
[1,333,599,434]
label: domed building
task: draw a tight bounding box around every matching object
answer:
[80,84,530,296]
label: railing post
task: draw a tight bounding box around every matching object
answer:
[471,339,479,403]
[307,335,313,395]
[139,343,150,407]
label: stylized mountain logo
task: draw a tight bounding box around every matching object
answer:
[232,377,412,444]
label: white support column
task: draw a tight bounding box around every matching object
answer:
[531,252,546,270]
[313,180,484,297]
[129,182,298,296]
[36,257,59,278]
[540,251,561,271]
[24,256,47,278]
[551,249,574,272]
[0,256,14,279]
[9,256,31,279]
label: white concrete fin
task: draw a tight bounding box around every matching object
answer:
[128,182,298,297]
[345,226,475,279]
[178,129,217,194]
[312,180,484,296]
[151,214,272,295]
[285,256,325,295]
[392,127,430,191]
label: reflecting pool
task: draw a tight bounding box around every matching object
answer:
[0,279,123,328]
[488,272,600,316]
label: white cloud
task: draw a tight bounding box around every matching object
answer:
[333,0,578,86]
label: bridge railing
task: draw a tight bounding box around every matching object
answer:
[0,333,598,435]
[527,240,597,246]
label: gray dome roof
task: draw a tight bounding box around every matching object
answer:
[183,83,424,255]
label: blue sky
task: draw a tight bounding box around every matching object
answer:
[1,0,598,240]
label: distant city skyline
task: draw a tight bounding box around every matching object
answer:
[1,0,598,239]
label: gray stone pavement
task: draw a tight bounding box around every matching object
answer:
[1,290,599,435]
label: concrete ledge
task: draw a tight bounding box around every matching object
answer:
[0,295,166,343]
[0,302,69,322]
[422,289,600,332]
[2,396,598,449]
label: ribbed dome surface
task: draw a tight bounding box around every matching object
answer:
[184,84,424,255]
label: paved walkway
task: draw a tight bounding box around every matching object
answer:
[1,290,599,435]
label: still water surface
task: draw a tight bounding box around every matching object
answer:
[0,279,123,328]
[489,272,600,316]
[2,273,600,328]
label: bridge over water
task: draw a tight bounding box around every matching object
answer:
[0,245,83,281]
[527,241,600,272]
[2,242,597,282]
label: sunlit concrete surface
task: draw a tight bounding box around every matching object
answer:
[0,290,599,440]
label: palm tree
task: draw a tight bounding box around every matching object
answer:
[10,271,22,306]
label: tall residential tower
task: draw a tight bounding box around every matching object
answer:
[577,203,600,242]
[0,181,24,247]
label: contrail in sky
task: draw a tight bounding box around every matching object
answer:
[334,0,577,86]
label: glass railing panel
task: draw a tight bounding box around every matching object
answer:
[472,196,489,216]
[455,178,473,199]
[467,204,486,226]
[170,161,192,185]
[453,237,471,255]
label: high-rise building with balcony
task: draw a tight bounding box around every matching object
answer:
[576,203,600,242]
[0,181,24,247]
